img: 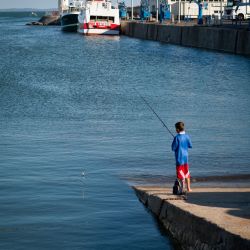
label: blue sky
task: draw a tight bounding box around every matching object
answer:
[0,0,139,9]
[0,0,58,9]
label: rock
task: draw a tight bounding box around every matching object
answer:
[38,15,61,25]
[26,15,61,26]
[26,21,44,26]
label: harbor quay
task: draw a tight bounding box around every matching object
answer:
[133,186,250,250]
[120,21,250,56]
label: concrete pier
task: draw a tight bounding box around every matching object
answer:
[120,22,250,56]
[133,186,250,250]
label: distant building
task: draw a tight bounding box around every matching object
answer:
[148,0,227,19]
[58,0,69,14]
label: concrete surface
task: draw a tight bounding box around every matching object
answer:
[133,186,250,250]
[120,21,250,56]
[147,24,158,41]
[181,27,238,53]
[133,23,148,39]
[157,25,182,45]
[236,30,250,55]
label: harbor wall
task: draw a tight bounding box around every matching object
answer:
[133,186,250,250]
[236,30,250,55]
[120,22,250,56]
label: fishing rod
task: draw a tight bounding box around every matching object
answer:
[134,88,175,138]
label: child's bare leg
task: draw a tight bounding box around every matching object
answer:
[186,178,192,192]
[181,179,185,191]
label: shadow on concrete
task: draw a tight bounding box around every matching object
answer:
[186,191,250,219]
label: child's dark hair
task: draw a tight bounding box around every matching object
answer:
[175,121,185,131]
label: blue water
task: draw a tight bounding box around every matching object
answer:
[0,12,250,249]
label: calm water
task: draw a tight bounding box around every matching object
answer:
[0,12,250,250]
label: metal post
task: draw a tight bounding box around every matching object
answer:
[131,0,134,20]
[178,0,181,23]
[156,0,159,22]
[220,0,222,25]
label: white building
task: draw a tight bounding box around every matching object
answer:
[148,0,227,19]
[58,0,69,14]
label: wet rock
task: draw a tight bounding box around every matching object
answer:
[26,15,60,26]
[26,21,43,26]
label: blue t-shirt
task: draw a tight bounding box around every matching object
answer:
[172,133,192,166]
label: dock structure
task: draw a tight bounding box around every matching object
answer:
[120,21,250,56]
[133,186,250,250]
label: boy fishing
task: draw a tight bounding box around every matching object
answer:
[172,121,192,192]
[134,90,192,192]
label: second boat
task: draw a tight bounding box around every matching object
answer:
[61,0,84,32]
[78,0,120,35]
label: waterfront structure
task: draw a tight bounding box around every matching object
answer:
[147,0,227,20]
[224,0,250,20]
[58,0,69,13]
[118,1,128,19]
[133,186,250,250]
[60,0,84,32]
[78,0,120,35]
[120,21,250,56]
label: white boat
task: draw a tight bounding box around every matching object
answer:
[78,0,120,35]
[61,0,84,32]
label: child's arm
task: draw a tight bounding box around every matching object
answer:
[171,137,178,151]
[188,136,192,148]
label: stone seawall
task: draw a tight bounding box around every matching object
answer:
[133,186,250,250]
[120,22,250,56]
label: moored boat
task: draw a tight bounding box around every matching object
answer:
[78,0,120,35]
[61,0,84,32]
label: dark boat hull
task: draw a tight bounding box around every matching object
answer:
[61,13,79,32]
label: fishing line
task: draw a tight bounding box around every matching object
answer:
[134,88,174,138]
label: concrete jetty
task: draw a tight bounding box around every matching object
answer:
[120,22,250,56]
[133,186,250,250]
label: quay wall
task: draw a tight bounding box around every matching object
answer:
[120,22,250,56]
[133,186,250,250]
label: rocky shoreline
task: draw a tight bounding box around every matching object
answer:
[26,15,60,26]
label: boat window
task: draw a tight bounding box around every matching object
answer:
[69,7,79,12]
[96,16,106,21]
[108,17,115,22]
[90,16,96,20]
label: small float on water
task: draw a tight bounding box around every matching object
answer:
[31,12,38,17]
[78,0,120,35]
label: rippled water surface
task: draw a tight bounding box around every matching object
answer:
[0,12,250,250]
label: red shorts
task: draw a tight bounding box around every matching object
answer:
[176,164,190,180]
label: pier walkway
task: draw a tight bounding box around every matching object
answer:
[133,186,250,250]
